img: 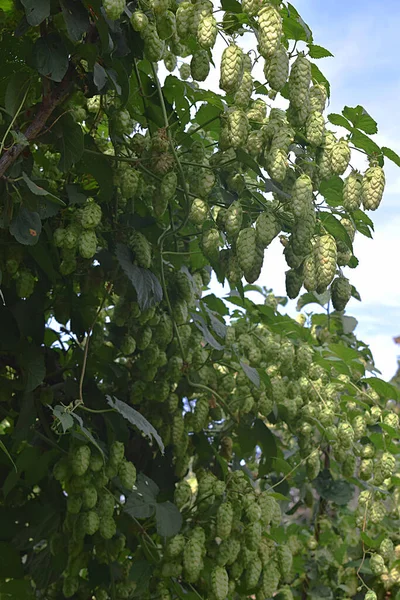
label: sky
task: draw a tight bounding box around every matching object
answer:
[197,0,400,380]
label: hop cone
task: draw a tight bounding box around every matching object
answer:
[309,84,328,113]
[343,171,362,211]
[330,139,350,175]
[314,234,337,289]
[237,227,264,283]
[228,109,249,148]
[306,110,325,146]
[264,44,289,92]
[362,165,385,211]
[258,5,282,58]
[292,174,313,218]
[331,276,352,311]
[197,14,217,49]
[288,53,311,110]
[220,44,244,93]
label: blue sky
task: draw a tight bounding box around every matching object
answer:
[205,1,400,379]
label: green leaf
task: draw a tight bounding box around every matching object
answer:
[341,316,358,334]
[32,33,69,82]
[327,113,353,132]
[116,243,163,311]
[236,148,262,177]
[9,207,42,245]
[342,105,378,135]
[5,72,32,117]
[21,0,50,26]
[311,63,330,97]
[297,291,330,310]
[71,413,105,459]
[93,62,108,92]
[319,176,344,207]
[283,7,312,42]
[60,0,90,42]
[124,474,158,519]
[0,440,17,473]
[360,531,386,550]
[0,579,34,598]
[239,359,260,388]
[81,144,114,201]
[52,405,74,433]
[319,213,353,250]
[192,313,224,350]
[314,470,354,505]
[155,502,183,537]
[54,114,84,171]
[20,347,45,392]
[308,44,333,59]
[361,377,398,400]
[351,129,381,156]
[221,0,242,12]
[382,146,400,168]
[106,395,165,454]
[253,419,278,477]
[22,172,65,206]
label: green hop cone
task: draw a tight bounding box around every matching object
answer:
[174,480,192,509]
[80,200,102,229]
[292,174,313,218]
[192,397,209,432]
[211,566,229,600]
[288,53,311,110]
[118,460,137,489]
[266,147,287,182]
[190,50,210,81]
[258,5,282,58]
[119,167,140,199]
[99,515,117,540]
[189,198,208,225]
[179,63,191,80]
[143,25,165,62]
[317,130,336,179]
[103,0,126,21]
[309,83,328,113]
[220,44,244,93]
[224,201,243,238]
[183,537,203,582]
[130,10,148,33]
[164,51,177,72]
[234,71,253,109]
[79,229,97,259]
[129,231,152,268]
[161,171,177,202]
[166,534,186,559]
[331,276,352,311]
[216,501,233,539]
[246,555,262,589]
[176,2,193,38]
[59,254,76,275]
[97,493,115,517]
[264,44,289,92]
[306,110,325,146]
[237,227,264,283]
[71,445,91,476]
[370,553,386,575]
[228,109,249,148]
[197,14,217,49]
[157,10,176,40]
[82,510,100,535]
[190,1,213,36]
[314,234,337,289]
[362,165,385,211]
[201,228,221,261]
[242,0,260,16]
[256,211,280,248]
[364,593,377,600]
[342,170,362,211]
[285,269,303,299]
[277,544,293,579]
[330,138,351,175]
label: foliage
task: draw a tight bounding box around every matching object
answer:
[0,1,399,599]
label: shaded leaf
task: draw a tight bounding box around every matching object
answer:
[116,243,163,311]
[155,502,182,537]
[314,470,354,505]
[52,405,74,433]
[327,113,353,132]
[10,207,42,245]
[342,105,378,135]
[21,0,50,26]
[192,313,224,350]
[5,72,32,117]
[71,413,105,458]
[60,0,90,42]
[351,129,381,156]
[21,348,45,392]
[341,316,358,334]
[0,441,16,472]
[239,359,260,388]
[54,114,84,171]
[93,62,108,92]
[106,395,164,454]
[311,63,330,97]
[32,34,69,82]
[22,172,65,206]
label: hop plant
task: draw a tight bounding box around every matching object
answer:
[183,537,203,582]
[103,0,126,21]
[191,50,210,81]
[343,171,362,211]
[80,200,102,229]
[258,5,283,58]
[211,566,229,600]
[179,63,191,80]
[292,174,313,218]
[189,198,209,225]
[314,235,337,290]
[237,227,264,283]
[256,211,280,247]
[143,25,165,62]
[285,269,303,299]
[331,138,351,175]
[306,111,325,146]
[309,83,328,113]
[197,14,217,49]
[362,165,386,211]
[220,44,244,93]
[130,10,149,32]
[331,276,352,311]
[228,109,249,149]
[234,71,253,108]
[79,230,97,259]
[129,231,152,268]
[288,53,311,110]
[225,201,243,238]
[264,44,289,92]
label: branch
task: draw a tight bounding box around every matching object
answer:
[0,66,75,178]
